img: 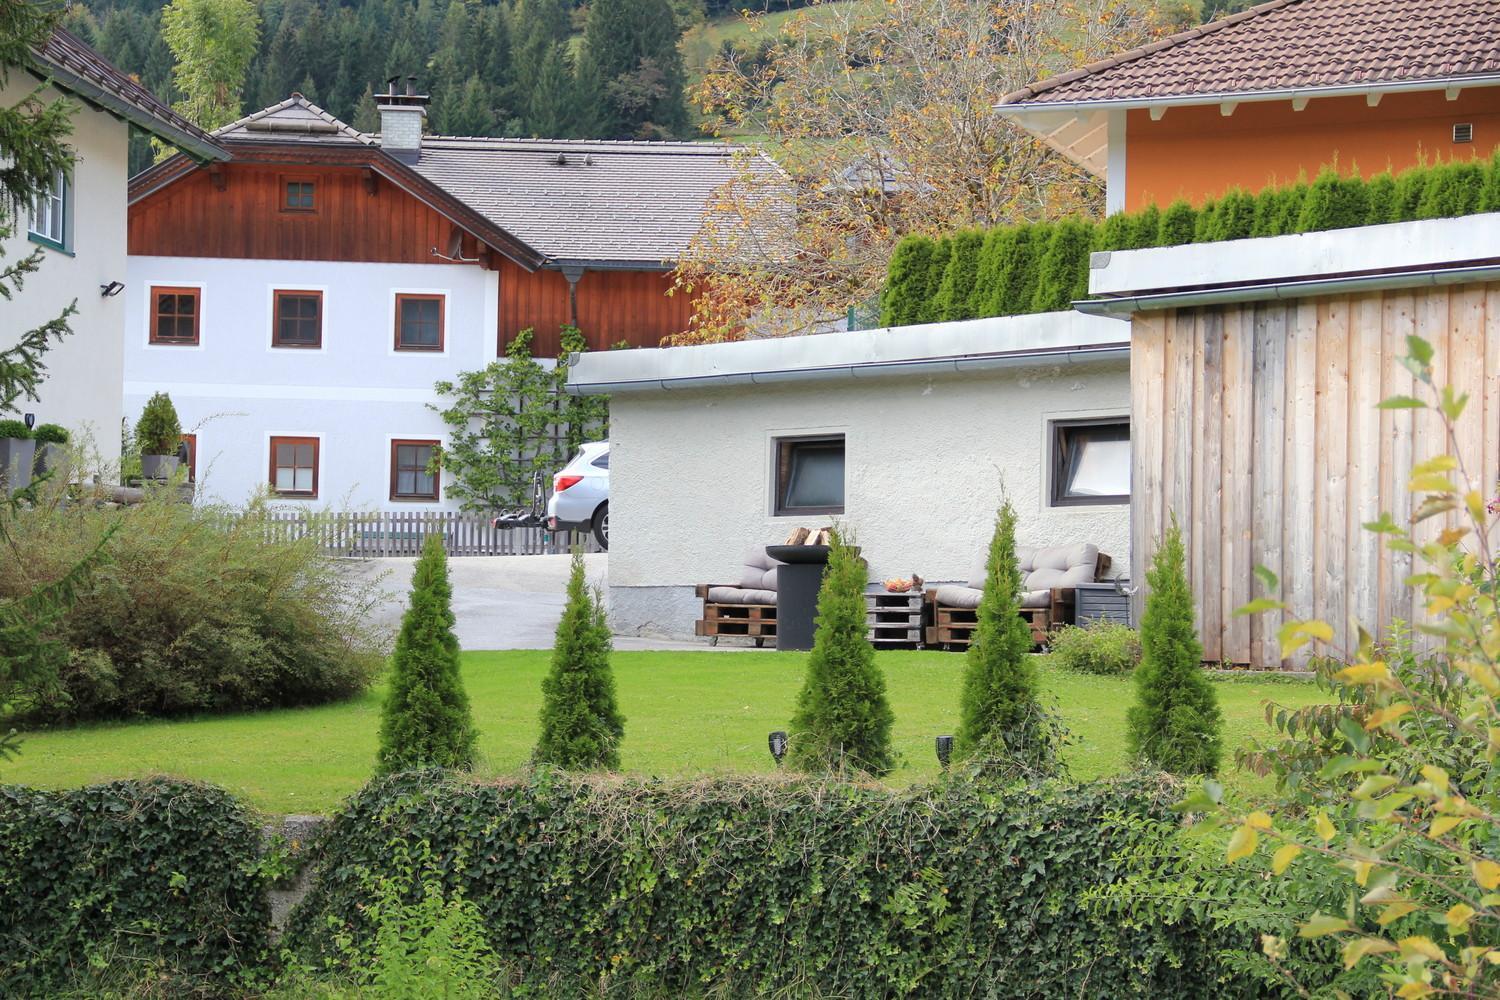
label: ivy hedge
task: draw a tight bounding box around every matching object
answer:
[880,152,1500,327]
[288,770,1250,996]
[0,779,270,993]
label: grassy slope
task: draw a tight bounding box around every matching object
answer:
[5,649,1320,814]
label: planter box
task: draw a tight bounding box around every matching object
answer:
[140,453,181,480]
[33,442,67,478]
[0,438,36,494]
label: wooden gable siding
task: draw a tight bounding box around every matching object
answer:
[128,163,466,263]
[497,257,693,355]
[1130,283,1500,669]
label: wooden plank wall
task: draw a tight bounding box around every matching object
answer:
[496,258,695,355]
[1131,282,1500,668]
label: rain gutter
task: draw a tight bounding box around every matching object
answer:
[996,74,1500,114]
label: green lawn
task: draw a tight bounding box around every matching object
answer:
[4,650,1322,815]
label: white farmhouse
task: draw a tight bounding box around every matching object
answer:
[1,30,221,453]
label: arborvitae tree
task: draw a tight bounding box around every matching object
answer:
[1125,519,1223,775]
[915,237,952,324]
[787,527,893,776]
[1250,186,1285,237]
[880,235,936,327]
[1157,199,1197,245]
[534,551,624,770]
[577,0,687,139]
[1414,160,1485,220]
[1030,221,1092,312]
[1479,149,1500,213]
[992,223,1048,316]
[969,226,1015,318]
[1391,169,1430,222]
[376,534,478,774]
[1129,204,1162,247]
[1191,198,1218,242]
[1095,211,1136,252]
[1364,171,1398,224]
[1271,181,1309,233]
[955,500,1058,775]
[1296,167,1371,232]
[932,228,984,322]
[1209,188,1256,241]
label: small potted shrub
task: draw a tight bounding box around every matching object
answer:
[32,423,69,477]
[136,392,182,480]
[0,418,35,493]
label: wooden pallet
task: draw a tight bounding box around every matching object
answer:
[695,599,777,646]
[923,603,1052,650]
[865,588,926,647]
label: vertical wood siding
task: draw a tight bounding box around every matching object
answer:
[497,258,695,355]
[1131,282,1500,668]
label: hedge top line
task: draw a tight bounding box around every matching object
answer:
[879,153,1500,329]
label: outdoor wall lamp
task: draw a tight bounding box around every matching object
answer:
[23,413,35,430]
[768,730,788,767]
[935,735,954,770]
[100,280,125,297]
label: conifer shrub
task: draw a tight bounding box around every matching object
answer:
[996,222,1048,315]
[968,226,1016,318]
[1362,171,1398,224]
[1295,167,1371,232]
[931,228,984,322]
[878,235,936,327]
[1129,204,1162,247]
[1191,198,1218,242]
[1095,210,1136,252]
[1157,199,1198,245]
[954,501,1060,776]
[1125,519,1222,775]
[534,551,624,770]
[1208,188,1256,240]
[787,527,893,776]
[1029,220,1093,313]
[1391,168,1430,221]
[0,418,31,440]
[916,237,952,324]
[1272,181,1309,232]
[1480,148,1500,212]
[376,533,478,774]
[1414,159,1485,219]
[134,391,181,455]
[1249,185,1287,237]
[31,423,67,445]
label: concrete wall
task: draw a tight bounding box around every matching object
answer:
[607,359,1131,639]
[124,255,497,508]
[0,75,130,454]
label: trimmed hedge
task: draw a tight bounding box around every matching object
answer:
[882,152,1500,326]
[288,770,1246,996]
[0,779,270,993]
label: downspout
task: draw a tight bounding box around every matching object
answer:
[560,264,586,329]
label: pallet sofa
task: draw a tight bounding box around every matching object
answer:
[925,543,1112,650]
[695,549,781,646]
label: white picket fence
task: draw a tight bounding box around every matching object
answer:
[250,510,600,557]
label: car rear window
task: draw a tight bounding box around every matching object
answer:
[591,451,610,470]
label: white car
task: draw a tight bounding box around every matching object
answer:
[547,442,609,550]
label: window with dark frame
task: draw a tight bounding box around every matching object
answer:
[390,439,439,502]
[150,286,200,345]
[394,294,444,351]
[773,435,845,516]
[282,179,315,212]
[273,290,323,348]
[269,436,318,497]
[1050,418,1130,506]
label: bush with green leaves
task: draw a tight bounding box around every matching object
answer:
[879,234,937,327]
[787,527,893,776]
[534,551,623,770]
[1157,198,1198,245]
[1296,167,1370,232]
[1126,519,1223,775]
[377,533,477,774]
[917,236,952,324]
[286,769,1236,996]
[1415,159,1486,220]
[931,228,984,322]
[0,778,269,994]
[1049,620,1142,676]
[955,500,1061,777]
[30,422,66,445]
[0,489,384,723]
[133,391,181,455]
[0,418,30,440]
[1480,148,1500,211]
[1030,220,1093,312]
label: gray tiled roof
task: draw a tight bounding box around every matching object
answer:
[409,136,779,265]
[32,28,223,160]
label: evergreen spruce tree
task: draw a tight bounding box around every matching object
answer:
[1157,199,1197,245]
[954,500,1058,776]
[376,534,478,774]
[1029,221,1092,313]
[1125,519,1223,775]
[534,551,624,770]
[880,235,935,327]
[1296,167,1370,232]
[1414,160,1484,220]
[352,84,379,133]
[932,228,984,322]
[786,527,893,776]
[576,0,687,139]
[525,44,578,137]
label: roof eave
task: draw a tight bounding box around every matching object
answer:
[32,61,226,162]
[545,258,676,273]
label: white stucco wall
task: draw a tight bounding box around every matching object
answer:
[124,255,497,508]
[605,359,1132,639]
[0,76,130,454]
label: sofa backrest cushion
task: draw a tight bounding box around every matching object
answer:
[740,549,781,592]
[966,542,1099,592]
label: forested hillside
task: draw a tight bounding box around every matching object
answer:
[62,0,825,172]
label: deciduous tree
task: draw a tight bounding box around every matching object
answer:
[159,0,260,133]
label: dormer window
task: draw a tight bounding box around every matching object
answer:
[282,178,315,213]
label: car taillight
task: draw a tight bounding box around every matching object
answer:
[554,474,583,492]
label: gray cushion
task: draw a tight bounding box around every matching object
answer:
[967,542,1099,591]
[934,585,983,609]
[708,586,778,606]
[1020,588,1052,609]
[739,549,781,592]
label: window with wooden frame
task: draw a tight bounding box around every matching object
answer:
[150,286,200,345]
[272,290,323,348]
[281,177,316,213]
[773,435,845,516]
[394,294,445,351]
[269,436,318,497]
[180,433,197,482]
[1050,418,1130,506]
[390,439,440,502]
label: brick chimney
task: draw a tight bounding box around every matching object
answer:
[375,77,428,162]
